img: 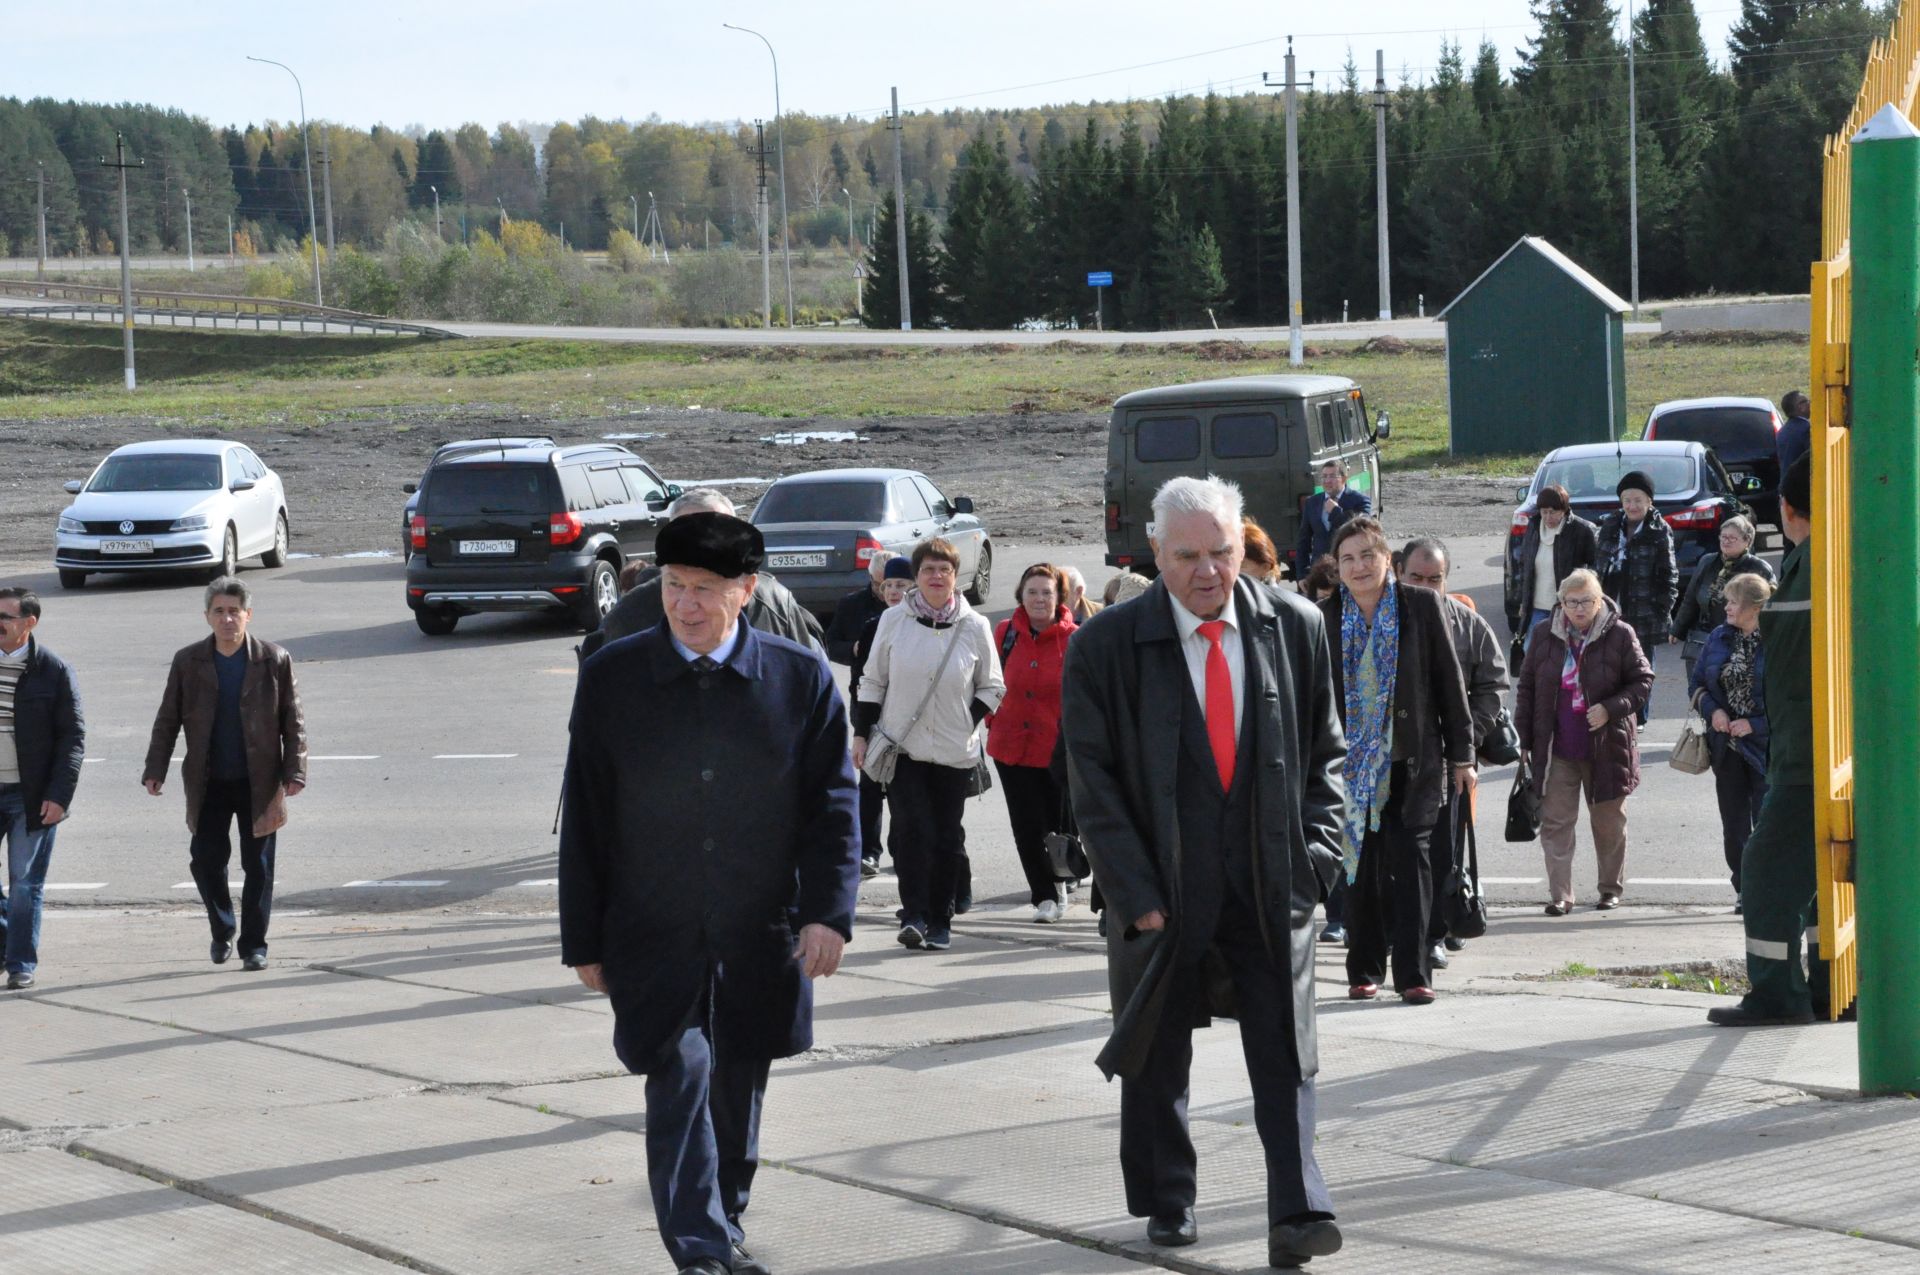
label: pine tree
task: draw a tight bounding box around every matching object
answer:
[861,192,939,328]
[939,131,1035,328]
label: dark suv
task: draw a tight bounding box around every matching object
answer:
[404,442,680,635]
[401,436,555,561]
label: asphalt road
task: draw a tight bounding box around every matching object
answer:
[0,532,1738,916]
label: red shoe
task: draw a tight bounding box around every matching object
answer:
[1348,983,1379,1000]
[1401,986,1437,1005]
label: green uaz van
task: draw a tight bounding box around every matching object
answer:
[1103,374,1389,577]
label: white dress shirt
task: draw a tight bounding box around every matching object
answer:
[1167,590,1245,742]
[669,622,743,666]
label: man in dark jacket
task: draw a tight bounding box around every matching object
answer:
[1398,539,1509,967]
[823,550,896,664]
[561,512,860,1275]
[1710,454,1829,1027]
[1294,459,1372,571]
[580,489,824,661]
[1775,390,1811,479]
[1062,476,1348,1269]
[1596,471,1677,727]
[143,577,307,972]
[1506,483,1599,645]
[0,588,85,991]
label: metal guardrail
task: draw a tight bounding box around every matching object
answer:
[0,278,458,338]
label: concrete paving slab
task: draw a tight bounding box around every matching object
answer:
[0,1149,397,1275]
[1317,993,1860,1092]
[0,998,407,1131]
[39,965,617,1086]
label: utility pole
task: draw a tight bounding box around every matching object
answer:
[1265,42,1306,365]
[246,56,323,305]
[320,137,336,258]
[36,163,48,281]
[889,86,912,331]
[99,133,144,391]
[1374,49,1391,321]
[749,121,772,328]
[1626,0,1641,319]
[629,193,639,242]
[183,188,195,272]
[843,187,860,315]
[227,213,235,265]
[431,185,441,241]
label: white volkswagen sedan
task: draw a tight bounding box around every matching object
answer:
[54,440,291,589]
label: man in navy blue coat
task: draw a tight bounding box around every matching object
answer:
[1293,459,1372,573]
[560,512,861,1275]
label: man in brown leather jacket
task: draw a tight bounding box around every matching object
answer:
[143,577,307,971]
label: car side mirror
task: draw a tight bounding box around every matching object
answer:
[63,480,83,494]
[403,482,418,494]
[1373,411,1392,440]
[230,480,257,492]
[1514,486,1531,504]
[647,497,671,512]
[665,483,684,499]
[953,495,975,515]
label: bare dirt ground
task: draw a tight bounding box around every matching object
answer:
[0,407,1522,561]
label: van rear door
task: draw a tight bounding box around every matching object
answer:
[1115,413,1202,563]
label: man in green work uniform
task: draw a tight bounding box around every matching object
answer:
[1709,453,1832,1027]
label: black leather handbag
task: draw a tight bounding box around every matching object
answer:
[1443,800,1490,940]
[1505,757,1543,843]
[1480,707,1522,767]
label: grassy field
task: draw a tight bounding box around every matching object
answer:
[0,322,1809,471]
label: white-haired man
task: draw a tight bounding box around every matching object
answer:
[1062,475,1348,1268]
[582,488,823,659]
[824,548,898,666]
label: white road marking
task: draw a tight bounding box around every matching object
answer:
[513,878,559,887]
[343,879,450,888]
[310,755,380,760]
[172,881,246,890]
[1631,878,1734,886]
[45,883,107,891]
[83,758,110,764]
[1482,877,1545,884]
[433,753,518,760]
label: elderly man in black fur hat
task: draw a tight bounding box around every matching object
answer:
[560,511,861,1275]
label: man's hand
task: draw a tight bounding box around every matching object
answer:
[1729,718,1754,739]
[1322,495,1339,518]
[1133,909,1167,934]
[1586,703,1610,729]
[793,923,846,979]
[1452,764,1478,796]
[573,963,607,994]
[286,780,306,797]
[1711,709,1732,734]
[39,801,66,825]
[142,778,163,797]
[850,738,867,772]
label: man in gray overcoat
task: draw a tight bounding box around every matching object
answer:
[1061,475,1348,1270]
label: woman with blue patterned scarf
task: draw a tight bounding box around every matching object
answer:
[1315,518,1477,1005]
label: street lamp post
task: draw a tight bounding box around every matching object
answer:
[629,193,639,242]
[430,185,441,241]
[246,55,323,306]
[496,196,507,231]
[724,23,794,327]
[843,187,859,316]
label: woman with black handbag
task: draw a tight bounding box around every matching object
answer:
[852,538,1004,953]
[986,563,1079,923]
[1515,569,1654,916]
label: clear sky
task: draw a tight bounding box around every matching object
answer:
[10,1,1752,133]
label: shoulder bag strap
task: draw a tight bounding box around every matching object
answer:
[885,621,965,751]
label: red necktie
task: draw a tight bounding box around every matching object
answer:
[1198,620,1235,791]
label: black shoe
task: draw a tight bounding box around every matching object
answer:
[1707,1002,1816,1027]
[211,938,235,965]
[1269,1219,1344,1268]
[242,953,269,972]
[678,1260,730,1275]
[1097,912,1109,938]
[731,1241,772,1274]
[1444,936,1467,952]
[5,971,34,990]
[924,924,951,951]
[897,919,925,949]
[1146,1207,1197,1247]
[953,887,973,915]
[859,856,879,879]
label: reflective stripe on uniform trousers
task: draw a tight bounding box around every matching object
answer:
[1747,937,1791,960]
[1766,600,1812,613]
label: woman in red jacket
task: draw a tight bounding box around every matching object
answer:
[988,563,1079,922]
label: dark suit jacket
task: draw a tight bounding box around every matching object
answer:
[6,638,85,832]
[559,623,860,1070]
[1061,577,1346,1080]
[1294,486,1372,568]
[1318,584,1475,830]
[824,585,888,665]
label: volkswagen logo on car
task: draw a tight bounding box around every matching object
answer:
[119,520,135,534]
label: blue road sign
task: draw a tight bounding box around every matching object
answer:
[1086,271,1114,287]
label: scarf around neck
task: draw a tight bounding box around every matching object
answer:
[907,587,961,625]
[1339,582,1400,883]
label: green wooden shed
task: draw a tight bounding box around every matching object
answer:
[1438,236,1631,456]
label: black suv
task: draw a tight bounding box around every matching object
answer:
[404,442,680,635]
[401,436,555,561]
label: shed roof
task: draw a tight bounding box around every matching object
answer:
[1437,236,1631,320]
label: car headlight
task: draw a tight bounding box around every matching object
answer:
[58,516,85,534]
[169,514,209,531]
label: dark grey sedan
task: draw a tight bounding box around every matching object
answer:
[750,467,991,619]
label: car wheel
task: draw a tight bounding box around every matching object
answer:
[414,608,459,636]
[208,526,239,581]
[964,543,992,605]
[58,569,87,590]
[262,512,290,567]
[577,559,617,631]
